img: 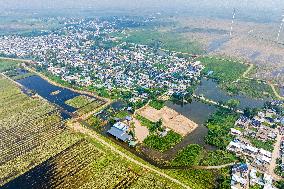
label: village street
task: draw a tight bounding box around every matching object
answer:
[269,130,283,181]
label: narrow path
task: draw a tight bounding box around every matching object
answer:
[192,162,235,170]
[233,63,253,83]
[192,94,244,114]
[268,82,284,100]
[242,64,254,79]
[268,131,283,181]
[70,121,191,189]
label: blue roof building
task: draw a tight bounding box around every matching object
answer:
[107,122,132,142]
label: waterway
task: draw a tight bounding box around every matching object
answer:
[166,100,217,151]
[195,78,268,109]
[16,75,90,119]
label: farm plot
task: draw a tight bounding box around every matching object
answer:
[0,77,55,129]
[65,94,106,117]
[65,95,93,109]
[2,138,182,189]
[0,112,65,165]
[0,59,20,72]
[0,76,82,186]
[137,105,198,136]
[75,99,105,116]
[2,140,102,189]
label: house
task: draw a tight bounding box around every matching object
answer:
[107,127,132,142]
[235,116,250,128]
[231,128,242,136]
[107,122,132,142]
[113,122,129,131]
[231,163,249,188]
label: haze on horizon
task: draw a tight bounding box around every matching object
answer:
[1,0,284,23]
[1,0,284,10]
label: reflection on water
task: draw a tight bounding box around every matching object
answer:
[166,100,217,151]
[195,78,268,109]
[17,75,85,115]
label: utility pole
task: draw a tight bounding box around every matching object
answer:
[276,14,284,42]
[230,8,236,37]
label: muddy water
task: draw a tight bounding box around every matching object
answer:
[195,78,268,109]
[165,100,217,152]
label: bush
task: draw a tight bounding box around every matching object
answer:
[171,144,203,166]
[136,115,161,132]
[200,150,237,166]
[143,131,182,152]
[205,108,239,149]
[149,99,165,110]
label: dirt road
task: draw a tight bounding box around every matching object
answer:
[268,131,283,181]
[71,121,191,189]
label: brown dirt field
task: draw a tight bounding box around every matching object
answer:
[137,105,198,136]
[132,118,149,143]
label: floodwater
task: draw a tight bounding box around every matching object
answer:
[166,100,217,151]
[195,78,268,109]
[16,75,86,118]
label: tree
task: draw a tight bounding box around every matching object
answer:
[275,180,284,189]
[226,99,240,110]
[243,108,259,119]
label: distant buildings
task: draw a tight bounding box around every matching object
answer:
[0,18,204,96]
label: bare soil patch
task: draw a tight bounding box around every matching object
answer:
[132,118,149,143]
[137,105,197,136]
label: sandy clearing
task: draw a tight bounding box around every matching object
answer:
[137,105,197,136]
[132,118,149,143]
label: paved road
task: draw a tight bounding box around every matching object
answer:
[268,82,284,100]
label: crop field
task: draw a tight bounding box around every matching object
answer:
[2,136,184,189]
[65,95,94,109]
[75,99,105,116]
[0,59,19,72]
[0,75,82,186]
[198,56,248,83]
[0,76,55,129]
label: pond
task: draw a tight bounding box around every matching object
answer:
[17,75,86,118]
[195,78,268,109]
[166,100,217,151]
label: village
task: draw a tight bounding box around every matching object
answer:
[0,16,284,189]
[228,101,284,189]
[0,17,204,99]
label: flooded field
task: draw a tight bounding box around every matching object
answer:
[166,100,217,151]
[16,75,96,119]
[195,78,268,109]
